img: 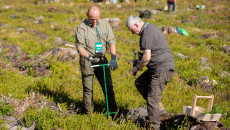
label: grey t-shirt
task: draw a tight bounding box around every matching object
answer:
[140,23,174,74]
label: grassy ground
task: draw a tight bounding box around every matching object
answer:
[0,0,229,129]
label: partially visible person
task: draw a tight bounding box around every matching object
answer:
[125,15,174,130]
[135,0,149,3]
[75,6,118,114]
[167,0,177,13]
[111,0,117,4]
[43,0,50,4]
[123,0,129,3]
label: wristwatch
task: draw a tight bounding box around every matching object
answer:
[136,66,141,70]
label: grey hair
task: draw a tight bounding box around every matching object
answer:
[125,15,143,28]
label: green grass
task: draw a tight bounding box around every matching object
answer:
[0,102,12,116]
[0,0,229,129]
[204,102,229,114]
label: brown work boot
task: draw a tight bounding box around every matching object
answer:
[159,102,167,115]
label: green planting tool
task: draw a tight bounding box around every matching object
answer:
[91,64,116,118]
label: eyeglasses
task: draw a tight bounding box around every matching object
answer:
[128,27,134,32]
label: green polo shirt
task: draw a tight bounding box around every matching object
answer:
[75,19,116,56]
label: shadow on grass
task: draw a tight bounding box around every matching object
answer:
[25,83,128,115]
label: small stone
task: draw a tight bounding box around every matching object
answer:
[190,125,197,130]
[116,4,122,8]
[227,35,230,41]
[151,10,158,15]
[54,37,62,45]
[223,44,229,52]
[2,6,13,9]
[64,44,75,48]
[33,20,43,24]
[173,52,188,59]
[1,24,8,28]
[55,0,60,3]
[124,0,129,3]
[201,76,209,84]
[17,28,25,33]
[221,71,229,78]
[10,14,18,19]
[69,2,74,6]
[103,17,121,28]
[211,79,218,86]
[37,16,44,20]
[200,57,208,64]
[187,85,191,88]
[201,65,211,72]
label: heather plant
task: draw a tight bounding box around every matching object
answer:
[0,102,12,116]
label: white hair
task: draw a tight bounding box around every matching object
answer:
[125,15,143,28]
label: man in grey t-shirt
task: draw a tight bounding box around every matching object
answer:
[125,15,174,130]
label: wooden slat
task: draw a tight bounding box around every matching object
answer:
[196,96,213,99]
[190,94,214,116]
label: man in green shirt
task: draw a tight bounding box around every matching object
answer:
[75,6,118,114]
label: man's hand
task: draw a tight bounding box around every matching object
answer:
[87,56,100,63]
[109,55,118,71]
[132,66,139,76]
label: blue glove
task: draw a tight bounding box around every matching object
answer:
[109,55,118,71]
[176,27,182,35]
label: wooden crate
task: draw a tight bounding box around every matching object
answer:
[183,95,222,121]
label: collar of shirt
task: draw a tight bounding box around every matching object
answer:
[140,22,149,35]
[86,19,101,28]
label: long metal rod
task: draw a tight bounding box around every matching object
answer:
[103,65,110,118]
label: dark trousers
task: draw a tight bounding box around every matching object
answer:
[167,1,176,13]
[135,70,174,129]
[81,57,118,113]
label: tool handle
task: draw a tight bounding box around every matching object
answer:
[91,64,110,68]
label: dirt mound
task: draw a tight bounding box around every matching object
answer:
[0,93,80,129]
[27,29,49,40]
[40,47,79,62]
[199,82,214,93]
[161,114,228,130]
[0,44,79,77]
[0,115,38,130]
[0,44,50,77]
[116,107,229,129]
[0,44,28,62]
[1,93,58,116]
[202,33,223,39]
